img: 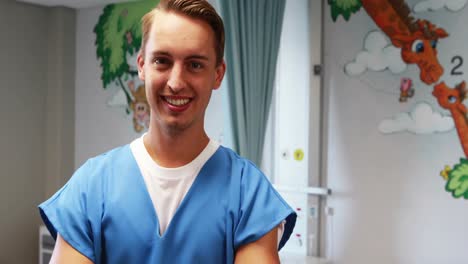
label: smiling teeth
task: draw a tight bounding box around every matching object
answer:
[166,98,190,106]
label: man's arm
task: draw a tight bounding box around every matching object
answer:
[50,233,94,264]
[234,227,280,264]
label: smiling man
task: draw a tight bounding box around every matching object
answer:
[39,0,296,263]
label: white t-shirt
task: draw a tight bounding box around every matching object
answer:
[130,135,219,235]
[130,134,284,244]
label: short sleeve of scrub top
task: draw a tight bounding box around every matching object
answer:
[39,158,103,263]
[232,159,296,250]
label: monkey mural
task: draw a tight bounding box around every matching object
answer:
[128,81,150,133]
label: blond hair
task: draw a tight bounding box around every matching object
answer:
[140,0,225,66]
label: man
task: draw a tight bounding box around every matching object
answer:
[39,0,296,263]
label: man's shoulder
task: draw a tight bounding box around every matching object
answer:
[74,144,133,181]
[87,144,131,165]
[215,146,265,177]
[215,145,245,165]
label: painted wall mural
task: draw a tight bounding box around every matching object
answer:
[94,0,158,132]
[329,0,468,199]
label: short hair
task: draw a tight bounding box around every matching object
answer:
[140,0,225,66]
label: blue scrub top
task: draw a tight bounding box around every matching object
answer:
[39,145,296,263]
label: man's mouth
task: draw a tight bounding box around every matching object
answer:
[164,97,191,106]
[161,96,192,112]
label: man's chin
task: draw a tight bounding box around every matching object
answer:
[163,120,191,134]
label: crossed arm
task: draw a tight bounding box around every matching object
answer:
[50,227,280,264]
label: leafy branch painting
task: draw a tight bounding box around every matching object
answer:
[441,159,468,199]
[94,0,158,132]
[328,0,362,21]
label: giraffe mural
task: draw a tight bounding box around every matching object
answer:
[328,0,468,199]
[434,81,468,199]
[360,0,448,85]
[433,81,468,157]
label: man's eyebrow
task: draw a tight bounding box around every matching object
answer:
[150,51,209,61]
[186,55,209,61]
[150,51,171,57]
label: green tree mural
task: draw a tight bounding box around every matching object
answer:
[94,0,159,112]
[328,0,362,22]
[444,159,468,199]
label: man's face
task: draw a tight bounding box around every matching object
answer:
[138,11,225,133]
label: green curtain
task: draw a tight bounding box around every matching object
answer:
[219,0,286,166]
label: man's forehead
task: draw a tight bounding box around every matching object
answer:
[151,10,209,32]
[147,10,216,55]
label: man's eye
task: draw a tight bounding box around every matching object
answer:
[190,62,203,69]
[155,58,168,64]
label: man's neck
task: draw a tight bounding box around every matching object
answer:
[143,126,210,168]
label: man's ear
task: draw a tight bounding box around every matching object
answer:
[213,60,226,90]
[137,51,145,81]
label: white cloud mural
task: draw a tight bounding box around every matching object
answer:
[345,31,407,76]
[413,0,467,12]
[379,102,454,134]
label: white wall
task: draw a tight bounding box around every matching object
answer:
[0,2,75,263]
[75,3,226,167]
[274,0,312,255]
[323,1,468,263]
[0,3,47,263]
[45,7,76,198]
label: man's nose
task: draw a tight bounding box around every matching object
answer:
[167,64,186,93]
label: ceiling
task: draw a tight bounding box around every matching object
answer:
[16,0,140,9]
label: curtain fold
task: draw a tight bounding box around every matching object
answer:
[220,0,286,166]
